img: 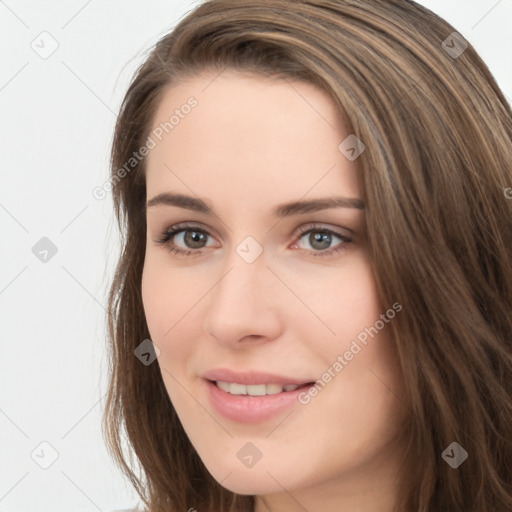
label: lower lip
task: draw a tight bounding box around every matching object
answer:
[205,380,312,424]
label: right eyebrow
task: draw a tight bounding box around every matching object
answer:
[146,192,211,213]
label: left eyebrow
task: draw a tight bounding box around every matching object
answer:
[273,196,365,217]
[146,192,365,216]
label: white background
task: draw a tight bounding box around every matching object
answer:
[0,1,510,511]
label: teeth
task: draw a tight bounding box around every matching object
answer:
[216,381,230,392]
[216,381,301,396]
[266,383,284,395]
[230,382,247,395]
[246,384,266,396]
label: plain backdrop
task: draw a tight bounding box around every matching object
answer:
[0,1,510,511]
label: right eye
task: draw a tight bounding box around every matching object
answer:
[156,223,219,256]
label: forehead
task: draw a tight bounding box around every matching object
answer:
[145,70,361,203]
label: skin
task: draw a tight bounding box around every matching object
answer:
[141,70,408,512]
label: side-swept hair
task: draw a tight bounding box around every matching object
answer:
[103,1,512,510]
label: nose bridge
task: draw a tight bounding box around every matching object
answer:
[214,233,268,303]
[212,244,267,317]
[203,241,282,345]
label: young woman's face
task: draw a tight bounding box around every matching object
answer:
[142,71,407,510]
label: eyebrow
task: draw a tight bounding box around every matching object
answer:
[146,192,365,217]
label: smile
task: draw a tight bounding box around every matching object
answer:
[214,381,308,396]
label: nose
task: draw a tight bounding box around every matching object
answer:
[203,250,283,349]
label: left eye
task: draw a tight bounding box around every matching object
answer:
[294,228,350,253]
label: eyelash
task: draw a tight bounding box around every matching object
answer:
[155,222,352,259]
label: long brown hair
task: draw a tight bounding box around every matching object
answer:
[103,1,512,510]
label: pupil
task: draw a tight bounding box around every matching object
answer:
[185,230,206,248]
[310,232,331,250]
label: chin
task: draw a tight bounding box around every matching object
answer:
[217,475,280,496]
[205,461,290,496]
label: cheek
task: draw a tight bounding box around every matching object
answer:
[141,260,171,339]
[142,256,194,335]
[141,261,209,423]
[304,256,384,353]
[302,256,404,424]
[141,256,210,371]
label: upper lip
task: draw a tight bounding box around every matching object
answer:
[203,368,314,386]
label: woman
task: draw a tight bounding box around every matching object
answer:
[103,1,512,511]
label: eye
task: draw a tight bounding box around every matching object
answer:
[156,223,219,256]
[155,222,352,258]
[291,224,352,258]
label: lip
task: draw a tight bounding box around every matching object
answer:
[203,368,314,424]
[203,368,312,386]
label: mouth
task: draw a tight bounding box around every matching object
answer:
[202,369,316,422]
[210,380,314,396]
[204,376,316,423]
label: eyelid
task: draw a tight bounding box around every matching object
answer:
[156,221,220,242]
[291,222,352,240]
[155,221,353,257]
